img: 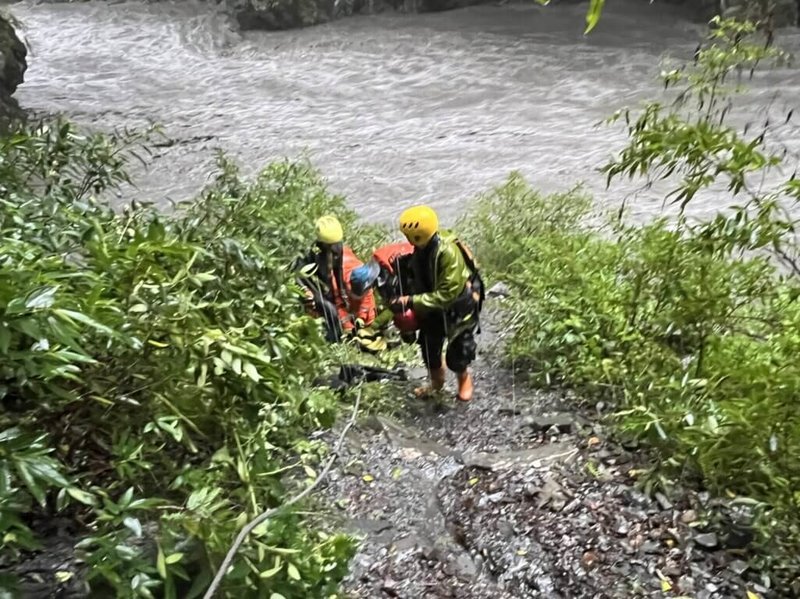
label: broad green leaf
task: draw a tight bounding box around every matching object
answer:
[25,286,58,310]
[287,563,301,581]
[0,427,22,444]
[0,325,11,353]
[259,557,283,579]
[66,487,96,506]
[584,0,605,34]
[243,362,261,382]
[53,309,115,337]
[157,545,167,578]
[14,461,46,507]
[123,517,143,538]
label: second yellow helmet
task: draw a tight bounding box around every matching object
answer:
[315,215,344,245]
[399,205,438,248]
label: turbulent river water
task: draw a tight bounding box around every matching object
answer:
[10,0,800,224]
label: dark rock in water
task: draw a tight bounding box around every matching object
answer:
[415,0,486,11]
[694,533,718,549]
[229,0,347,31]
[228,0,499,31]
[0,15,27,128]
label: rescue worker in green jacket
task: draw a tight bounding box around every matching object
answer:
[389,205,484,402]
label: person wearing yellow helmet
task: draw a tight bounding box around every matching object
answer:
[390,205,485,402]
[296,215,377,342]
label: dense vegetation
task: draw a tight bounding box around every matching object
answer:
[466,16,800,590]
[0,121,392,597]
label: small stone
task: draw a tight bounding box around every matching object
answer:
[455,554,478,580]
[581,551,599,569]
[678,575,696,594]
[528,413,575,434]
[487,491,505,504]
[681,509,698,524]
[487,282,510,298]
[497,520,515,539]
[705,582,719,593]
[641,541,660,554]
[753,583,769,594]
[655,492,673,511]
[695,532,718,549]
[728,559,749,575]
[615,520,631,537]
[663,564,682,577]
[381,579,400,597]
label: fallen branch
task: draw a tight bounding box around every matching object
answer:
[202,391,361,599]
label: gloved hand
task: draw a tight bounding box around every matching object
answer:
[389,295,412,314]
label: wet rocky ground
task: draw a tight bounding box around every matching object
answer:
[319,312,795,599]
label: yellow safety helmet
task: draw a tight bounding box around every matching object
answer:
[399,205,438,248]
[316,215,344,245]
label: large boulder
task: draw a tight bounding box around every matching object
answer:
[720,0,798,26]
[231,0,337,30]
[413,0,486,12]
[0,13,27,128]
[228,0,493,30]
[664,0,798,26]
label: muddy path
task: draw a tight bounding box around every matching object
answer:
[318,306,787,598]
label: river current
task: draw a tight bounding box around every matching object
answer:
[10,0,800,224]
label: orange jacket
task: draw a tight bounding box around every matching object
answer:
[331,246,377,331]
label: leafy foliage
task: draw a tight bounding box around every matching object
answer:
[0,120,390,597]
[466,16,800,591]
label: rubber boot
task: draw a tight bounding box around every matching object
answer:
[415,363,446,398]
[456,370,474,402]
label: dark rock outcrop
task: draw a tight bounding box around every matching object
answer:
[232,0,337,31]
[666,0,798,26]
[228,0,492,31]
[0,13,27,128]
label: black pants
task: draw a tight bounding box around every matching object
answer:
[417,311,477,373]
[311,292,343,343]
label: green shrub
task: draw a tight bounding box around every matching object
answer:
[0,120,389,597]
[467,172,800,587]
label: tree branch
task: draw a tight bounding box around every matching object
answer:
[201,391,361,599]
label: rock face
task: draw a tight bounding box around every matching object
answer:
[666,0,798,26]
[229,0,492,31]
[232,0,337,31]
[0,13,27,128]
[721,0,799,27]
